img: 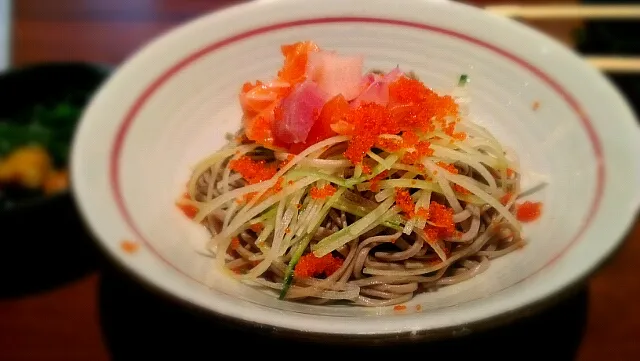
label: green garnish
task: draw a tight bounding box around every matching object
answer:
[458,74,469,86]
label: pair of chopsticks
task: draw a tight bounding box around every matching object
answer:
[485,5,640,73]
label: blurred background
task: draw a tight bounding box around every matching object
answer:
[0,0,639,360]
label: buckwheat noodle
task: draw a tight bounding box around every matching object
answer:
[177,65,534,307]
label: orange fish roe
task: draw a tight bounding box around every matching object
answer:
[176,203,198,219]
[442,121,457,136]
[343,103,395,164]
[376,136,402,152]
[237,178,284,205]
[506,168,515,177]
[340,75,458,165]
[279,154,296,168]
[401,140,433,165]
[500,192,513,205]
[516,201,542,222]
[393,305,407,311]
[239,191,257,204]
[436,161,458,174]
[294,253,343,278]
[424,201,455,241]
[245,110,277,146]
[230,237,241,251]
[389,78,458,120]
[415,207,429,219]
[271,176,285,193]
[532,101,540,111]
[229,156,277,184]
[453,184,471,194]
[310,184,337,200]
[369,170,388,192]
[249,223,264,233]
[120,240,139,254]
[394,188,416,218]
[452,131,467,141]
[390,79,458,128]
[427,201,454,228]
[401,131,420,147]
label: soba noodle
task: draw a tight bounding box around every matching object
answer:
[176,42,540,307]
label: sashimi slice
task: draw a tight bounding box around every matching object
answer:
[351,67,405,107]
[307,51,364,101]
[273,82,329,144]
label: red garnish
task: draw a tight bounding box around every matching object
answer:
[532,101,540,111]
[250,223,264,233]
[376,136,403,152]
[245,114,275,146]
[452,132,467,141]
[268,177,285,196]
[401,141,433,165]
[436,161,458,174]
[279,154,295,168]
[230,237,241,251]
[177,203,198,219]
[294,253,343,278]
[516,201,542,222]
[229,156,277,184]
[424,201,455,241]
[401,131,419,147]
[415,207,429,219]
[395,188,429,220]
[120,240,139,254]
[310,184,337,200]
[343,103,395,164]
[394,188,416,218]
[240,192,257,204]
[500,192,513,205]
[369,171,389,192]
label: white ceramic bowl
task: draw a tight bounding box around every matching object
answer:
[71,0,640,340]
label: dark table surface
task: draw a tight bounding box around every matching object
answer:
[2,1,640,360]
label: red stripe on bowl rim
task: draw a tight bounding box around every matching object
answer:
[109,17,605,297]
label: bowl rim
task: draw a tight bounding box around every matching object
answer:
[71,0,640,338]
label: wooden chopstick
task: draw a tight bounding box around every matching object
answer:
[485,5,640,73]
[486,5,640,20]
[584,57,640,73]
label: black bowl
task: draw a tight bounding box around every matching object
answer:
[0,62,111,297]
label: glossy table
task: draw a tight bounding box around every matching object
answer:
[3,1,639,360]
